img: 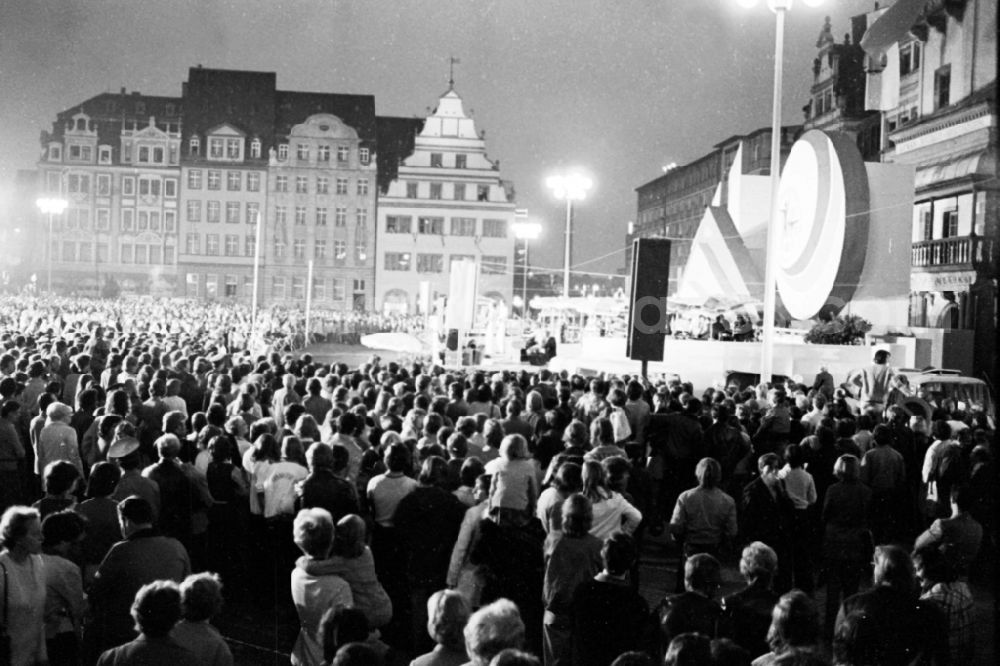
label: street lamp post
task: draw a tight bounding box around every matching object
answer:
[512,220,542,321]
[36,197,68,295]
[736,0,823,383]
[546,173,592,299]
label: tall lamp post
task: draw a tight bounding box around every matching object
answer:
[512,220,542,321]
[36,197,68,295]
[546,173,592,299]
[736,0,823,383]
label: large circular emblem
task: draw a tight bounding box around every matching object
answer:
[775,130,870,320]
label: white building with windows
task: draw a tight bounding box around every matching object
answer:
[375,87,517,314]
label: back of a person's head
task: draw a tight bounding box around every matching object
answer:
[43,460,80,496]
[427,589,470,651]
[766,590,820,652]
[384,441,411,472]
[320,606,372,661]
[464,599,525,666]
[873,544,916,593]
[180,571,224,622]
[684,553,721,594]
[832,611,880,666]
[41,510,86,550]
[739,541,778,586]
[561,493,593,537]
[664,633,711,666]
[695,457,722,489]
[602,532,636,576]
[118,495,154,525]
[709,638,751,666]
[330,643,383,666]
[131,580,182,637]
[418,455,449,487]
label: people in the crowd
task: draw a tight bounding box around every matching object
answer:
[409,589,470,666]
[721,541,780,659]
[171,572,234,666]
[464,599,525,666]
[913,485,983,578]
[40,510,88,666]
[912,545,975,664]
[95,580,197,665]
[740,454,795,594]
[669,457,737,568]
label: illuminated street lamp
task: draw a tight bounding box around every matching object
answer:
[36,197,68,294]
[512,220,542,319]
[735,0,823,383]
[546,173,592,299]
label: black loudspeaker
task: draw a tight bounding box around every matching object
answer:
[627,238,671,362]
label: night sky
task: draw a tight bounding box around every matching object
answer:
[0,0,879,277]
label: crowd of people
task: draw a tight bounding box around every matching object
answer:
[0,294,994,666]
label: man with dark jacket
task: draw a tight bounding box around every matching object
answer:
[141,435,200,549]
[658,553,724,645]
[296,442,359,523]
[741,453,795,594]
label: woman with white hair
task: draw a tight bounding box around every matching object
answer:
[290,508,354,666]
[172,572,233,666]
[720,542,780,658]
[410,590,470,666]
[486,434,540,522]
[464,599,525,666]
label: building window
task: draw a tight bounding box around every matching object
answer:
[295,206,307,225]
[48,145,62,162]
[454,183,466,200]
[275,207,287,225]
[68,174,90,194]
[450,217,476,236]
[225,234,239,256]
[121,209,134,232]
[275,175,288,192]
[224,275,238,297]
[122,176,134,197]
[274,240,286,259]
[418,216,444,235]
[134,244,148,265]
[250,138,262,159]
[78,242,92,263]
[119,243,132,264]
[355,240,367,263]
[137,211,150,231]
[385,252,412,271]
[207,170,221,190]
[455,154,467,169]
[272,276,286,299]
[316,208,328,226]
[226,138,241,159]
[315,240,327,259]
[297,144,310,161]
[430,183,442,200]
[98,146,112,164]
[482,255,507,275]
[942,209,959,238]
[68,144,91,162]
[138,177,161,197]
[277,144,288,161]
[296,176,308,194]
[357,179,369,196]
[187,200,201,222]
[920,207,933,241]
[247,172,261,192]
[430,153,443,167]
[337,145,349,162]
[333,240,347,262]
[416,253,444,273]
[246,202,260,225]
[353,279,365,292]
[312,277,325,301]
[477,185,489,201]
[359,147,370,164]
[209,138,225,159]
[97,242,109,262]
[204,234,219,256]
[406,182,419,198]
[207,201,221,223]
[164,211,176,233]
[332,278,345,300]
[386,216,412,233]
[317,177,329,194]
[934,65,951,109]
[336,178,348,195]
[226,202,240,224]
[482,219,507,238]
[97,174,111,197]
[245,235,256,258]
[227,171,241,191]
[292,277,305,300]
[356,209,368,226]
[318,146,330,163]
[188,170,202,189]
[164,179,177,198]
[900,41,921,76]
[335,206,347,227]
[96,208,110,231]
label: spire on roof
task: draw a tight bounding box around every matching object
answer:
[448,56,460,90]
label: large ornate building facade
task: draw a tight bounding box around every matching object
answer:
[374,87,517,314]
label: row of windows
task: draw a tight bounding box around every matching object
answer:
[185,273,357,301]
[186,200,260,225]
[47,173,179,199]
[275,144,370,165]
[385,216,507,237]
[273,238,367,263]
[274,175,369,196]
[184,234,367,263]
[53,209,178,234]
[51,241,175,265]
[185,200,369,227]
[383,252,507,275]
[404,181,491,201]
[189,136,371,166]
[187,169,262,192]
[49,143,178,166]
[429,153,469,169]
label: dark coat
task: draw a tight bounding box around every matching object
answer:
[721,581,779,657]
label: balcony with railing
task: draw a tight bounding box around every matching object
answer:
[911,235,998,272]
